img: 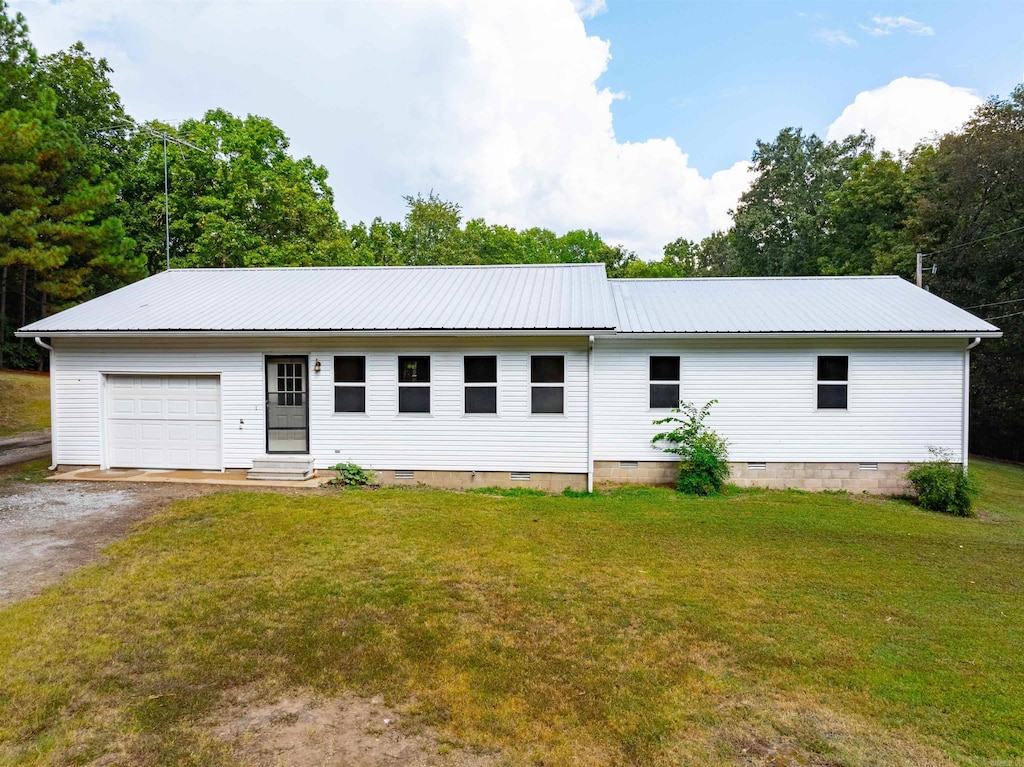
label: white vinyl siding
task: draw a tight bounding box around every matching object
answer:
[593,337,966,463]
[50,336,589,473]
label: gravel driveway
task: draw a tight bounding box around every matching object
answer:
[0,479,217,605]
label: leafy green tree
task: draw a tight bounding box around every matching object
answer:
[464,219,535,264]
[401,192,472,265]
[821,151,915,276]
[692,231,737,276]
[347,217,403,265]
[909,85,1024,460]
[0,2,139,367]
[40,42,131,178]
[0,1,36,112]
[125,110,351,271]
[731,128,873,276]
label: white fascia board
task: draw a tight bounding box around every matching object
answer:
[17,328,619,338]
[611,331,1003,339]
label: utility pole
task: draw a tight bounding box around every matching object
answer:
[161,133,169,270]
[916,252,923,288]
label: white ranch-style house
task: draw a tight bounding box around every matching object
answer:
[18,264,1001,493]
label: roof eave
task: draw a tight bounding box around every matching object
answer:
[611,330,1003,339]
[16,327,619,338]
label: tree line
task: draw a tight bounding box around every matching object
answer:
[1,2,1021,459]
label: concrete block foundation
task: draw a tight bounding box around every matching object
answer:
[374,469,587,493]
[594,460,913,494]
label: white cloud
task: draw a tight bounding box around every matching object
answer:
[826,77,981,154]
[814,28,857,48]
[13,0,750,258]
[572,0,607,20]
[860,15,935,36]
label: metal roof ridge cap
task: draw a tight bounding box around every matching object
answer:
[607,274,901,282]
[162,262,602,272]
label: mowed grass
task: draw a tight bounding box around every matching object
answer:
[0,462,1022,766]
[0,370,50,438]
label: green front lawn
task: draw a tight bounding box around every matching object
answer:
[0,370,50,438]
[1,461,1021,766]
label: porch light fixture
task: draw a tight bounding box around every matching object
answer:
[314,358,322,373]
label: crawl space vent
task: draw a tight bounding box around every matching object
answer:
[395,470,414,480]
[747,462,767,471]
[510,472,531,481]
[859,463,878,471]
[619,461,639,469]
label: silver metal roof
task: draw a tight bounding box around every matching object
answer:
[610,276,1001,335]
[19,264,618,335]
[18,267,1000,337]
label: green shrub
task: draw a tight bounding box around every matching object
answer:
[323,462,374,488]
[906,448,977,517]
[652,400,730,495]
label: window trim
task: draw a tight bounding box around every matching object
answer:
[815,354,849,411]
[530,354,565,415]
[648,354,681,410]
[462,353,499,416]
[397,354,432,415]
[332,355,367,415]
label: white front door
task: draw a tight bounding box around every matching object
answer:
[105,375,221,470]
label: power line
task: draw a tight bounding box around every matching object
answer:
[984,310,1024,322]
[919,224,1024,257]
[966,297,1024,310]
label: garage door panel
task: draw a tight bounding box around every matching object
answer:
[194,400,219,417]
[139,399,164,416]
[166,399,191,416]
[105,375,221,470]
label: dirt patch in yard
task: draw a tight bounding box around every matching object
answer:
[711,692,956,767]
[0,479,220,605]
[213,688,500,767]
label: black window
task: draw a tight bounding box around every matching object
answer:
[817,355,849,409]
[531,386,564,414]
[398,386,430,413]
[465,355,497,414]
[650,356,680,381]
[398,356,430,413]
[650,355,680,409]
[531,355,564,383]
[817,356,848,381]
[398,356,430,383]
[531,355,564,414]
[333,356,365,413]
[465,355,497,383]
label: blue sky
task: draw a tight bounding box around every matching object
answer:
[584,1,1024,174]
[13,0,1024,257]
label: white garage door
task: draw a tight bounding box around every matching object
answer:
[105,375,221,470]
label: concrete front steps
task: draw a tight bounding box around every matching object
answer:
[247,455,316,481]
